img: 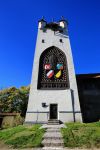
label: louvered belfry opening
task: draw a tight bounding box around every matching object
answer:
[37,46,69,90]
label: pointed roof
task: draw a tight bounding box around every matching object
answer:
[59,16,69,25]
[38,17,47,23]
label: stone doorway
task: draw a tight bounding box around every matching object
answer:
[50,104,58,119]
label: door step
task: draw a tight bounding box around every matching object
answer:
[48,119,60,125]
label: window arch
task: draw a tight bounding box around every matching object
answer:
[37,46,69,89]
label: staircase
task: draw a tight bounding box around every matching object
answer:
[48,119,60,125]
[42,125,64,148]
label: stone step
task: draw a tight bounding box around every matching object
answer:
[42,147,64,150]
[48,119,60,122]
[42,139,64,147]
[48,123,60,125]
[43,132,62,139]
[48,120,60,125]
[40,124,66,129]
[41,124,64,148]
[47,128,60,132]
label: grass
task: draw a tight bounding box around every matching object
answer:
[0,122,100,149]
[61,122,100,148]
[0,124,45,148]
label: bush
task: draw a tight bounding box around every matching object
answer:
[0,86,30,117]
[13,114,24,126]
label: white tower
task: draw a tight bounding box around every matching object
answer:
[25,18,82,124]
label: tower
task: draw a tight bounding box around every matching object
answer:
[25,18,82,124]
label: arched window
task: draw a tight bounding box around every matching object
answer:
[37,46,69,89]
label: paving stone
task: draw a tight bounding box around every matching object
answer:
[42,139,64,146]
[42,147,64,150]
[43,132,63,139]
[42,124,64,148]
[47,128,60,132]
[40,124,66,129]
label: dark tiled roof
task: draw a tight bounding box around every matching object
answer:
[76,73,100,79]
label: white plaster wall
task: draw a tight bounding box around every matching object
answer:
[25,27,82,123]
[27,90,72,111]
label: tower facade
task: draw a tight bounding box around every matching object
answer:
[25,18,82,124]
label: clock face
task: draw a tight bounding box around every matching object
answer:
[38,46,69,89]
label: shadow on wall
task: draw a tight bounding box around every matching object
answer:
[76,74,100,123]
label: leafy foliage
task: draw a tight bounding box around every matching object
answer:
[0,86,30,116]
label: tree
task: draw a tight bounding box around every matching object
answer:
[0,86,30,117]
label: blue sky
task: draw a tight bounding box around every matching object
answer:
[0,0,100,88]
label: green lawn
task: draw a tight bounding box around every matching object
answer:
[0,122,100,149]
[0,124,45,148]
[61,122,100,148]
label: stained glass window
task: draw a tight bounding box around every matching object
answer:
[37,46,69,89]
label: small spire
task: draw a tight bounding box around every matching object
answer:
[42,16,45,20]
[52,18,54,22]
[61,16,64,20]
[60,16,68,25]
[38,16,46,23]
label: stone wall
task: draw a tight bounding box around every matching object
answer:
[0,113,22,128]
